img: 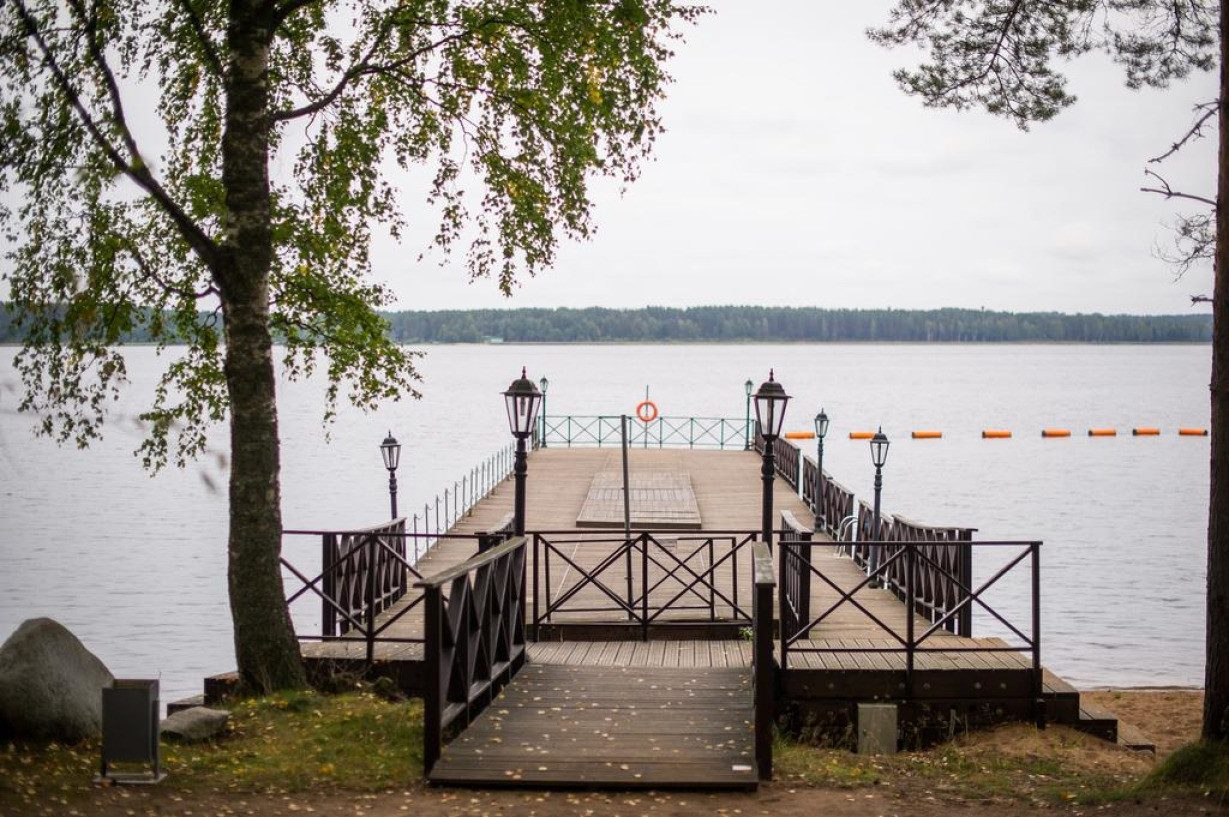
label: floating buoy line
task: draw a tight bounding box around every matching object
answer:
[825,427,1209,440]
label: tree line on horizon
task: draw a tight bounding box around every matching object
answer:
[388,306,1210,343]
[0,304,1212,345]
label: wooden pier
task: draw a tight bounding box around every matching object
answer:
[257,439,1106,790]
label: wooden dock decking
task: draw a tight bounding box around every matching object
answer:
[272,446,1091,789]
[428,664,757,789]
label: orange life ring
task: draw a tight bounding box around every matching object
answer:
[636,400,659,423]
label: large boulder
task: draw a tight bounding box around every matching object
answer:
[160,707,230,742]
[0,618,114,741]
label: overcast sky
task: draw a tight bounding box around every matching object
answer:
[372,2,1219,316]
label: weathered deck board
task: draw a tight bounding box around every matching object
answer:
[428,664,757,789]
[576,471,702,529]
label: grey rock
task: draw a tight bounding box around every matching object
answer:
[160,707,229,742]
[0,617,114,741]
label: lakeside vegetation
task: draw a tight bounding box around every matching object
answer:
[0,305,1213,345]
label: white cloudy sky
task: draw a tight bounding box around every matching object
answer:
[373,2,1219,315]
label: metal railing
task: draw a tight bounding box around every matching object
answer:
[418,536,529,774]
[778,537,1043,718]
[406,442,518,559]
[530,530,763,638]
[540,415,749,449]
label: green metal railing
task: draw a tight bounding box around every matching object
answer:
[540,415,751,450]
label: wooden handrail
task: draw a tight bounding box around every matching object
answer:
[477,512,516,553]
[892,513,977,534]
[415,536,527,589]
[421,535,528,774]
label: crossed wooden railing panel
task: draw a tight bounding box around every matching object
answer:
[529,531,761,637]
[418,537,528,774]
[778,536,1043,720]
[852,501,976,636]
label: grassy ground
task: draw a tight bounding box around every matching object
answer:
[1,689,423,814]
[1,689,1224,816]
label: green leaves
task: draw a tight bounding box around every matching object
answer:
[2,0,702,467]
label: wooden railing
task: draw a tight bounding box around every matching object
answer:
[477,512,516,553]
[418,536,528,774]
[800,455,855,537]
[751,542,775,781]
[779,538,1042,715]
[778,511,812,641]
[314,519,409,638]
[853,501,976,636]
[282,529,492,662]
[530,530,762,638]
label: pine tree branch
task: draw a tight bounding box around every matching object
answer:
[1141,168,1218,208]
[1150,100,1218,164]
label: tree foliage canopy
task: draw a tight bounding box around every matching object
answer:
[1,0,702,466]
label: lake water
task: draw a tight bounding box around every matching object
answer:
[0,343,1212,704]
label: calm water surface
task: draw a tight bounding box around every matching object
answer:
[0,343,1211,703]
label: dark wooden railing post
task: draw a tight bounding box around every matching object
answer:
[422,584,443,774]
[641,533,650,641]
[366,534,378,664]
[532,534,540,639]
[959,530,974,637]
[905,542,915,698]
[322,533,337,638]
[1032,542,1045,728]
[752,542,775,781]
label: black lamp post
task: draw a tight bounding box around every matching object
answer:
[814,408,829,511]
[538,375,549,448]
[744,379,754,450]
[503,368,543,536]
[869,426,890,582]
[753,370,790,548]
[380,431,402,519]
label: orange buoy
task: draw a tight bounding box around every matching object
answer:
[849,431,875,440]
[784,431,815,440]
[635,400,658,423]
[1041,429,1071,438]
[982,430,1012,439]
[1132,428,1161,436]
[1179,428,1209,436]
[911,431,942,439]
[1088,429,1117,437]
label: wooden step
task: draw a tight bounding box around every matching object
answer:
[1073,702,1118,742]
[1117,720,1157,753]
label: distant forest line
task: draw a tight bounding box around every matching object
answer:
[0,305,1213,344]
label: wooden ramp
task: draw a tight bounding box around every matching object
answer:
[427,663,758,789]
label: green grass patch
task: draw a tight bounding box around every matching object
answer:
[1138,740,1229,798]
[0,690,424,810]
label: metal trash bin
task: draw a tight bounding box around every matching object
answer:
[97,679,165,784]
